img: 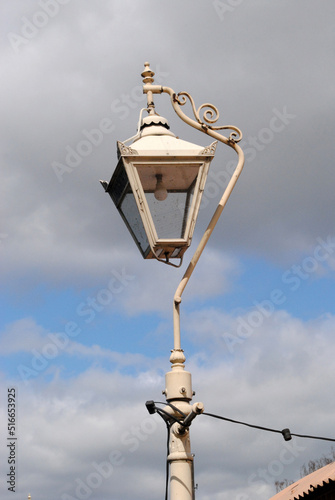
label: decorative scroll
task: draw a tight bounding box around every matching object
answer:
[173,91,242,143]
[117,141,139,157]
[201,141,218,156]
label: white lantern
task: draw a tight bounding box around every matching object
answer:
[101,114,216,265]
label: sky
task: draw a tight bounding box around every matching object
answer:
[1,1,335,499]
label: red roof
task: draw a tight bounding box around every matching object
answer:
[269,462,335,500]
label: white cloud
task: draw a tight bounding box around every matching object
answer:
[0,318,46,354]
[1,312,335,500]
[116,247,240,316]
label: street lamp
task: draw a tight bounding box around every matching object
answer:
[101,99,217,267]
[100,62,245,500]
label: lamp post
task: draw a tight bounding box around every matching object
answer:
[101,62,245,500]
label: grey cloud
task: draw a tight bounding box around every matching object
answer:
[1,1,335,289]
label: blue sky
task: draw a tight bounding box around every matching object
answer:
[1,2,335,500]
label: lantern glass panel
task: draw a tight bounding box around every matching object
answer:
[145,190,193,239]
[134,163,199,240]
[119,190,150,255]
[109,158,150,257]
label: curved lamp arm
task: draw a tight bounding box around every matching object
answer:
[172,141,244,351]
[142,65,245,354]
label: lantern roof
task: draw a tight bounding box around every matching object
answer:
[138,114,175,137]
[129,113,211,157]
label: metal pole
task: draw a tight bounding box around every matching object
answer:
[142,62,245,500]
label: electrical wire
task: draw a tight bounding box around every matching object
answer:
[147,402,335,443]
[153,401,190,427]
[123,107,150,144]
[203,412,284,435]
[164,421,171,500]
[203,412,335,443]
[155,401,187,418]
[289,432,335,443]
[155,407,185,425]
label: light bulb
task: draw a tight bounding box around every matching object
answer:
[154,174,168,201]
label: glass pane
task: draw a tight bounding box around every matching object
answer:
[120,192,150,256]
[108,159,150,257]
[134,163,199,240]
[109,158,128,206]
[146,186,194,239]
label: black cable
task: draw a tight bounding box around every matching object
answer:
[147,402,335,443]
[145,402,173,500]
[203,412,284,435]
[156,407,184,425]
[154,401,187,418]
[291,432,335,443]
[165,421,170,500]
[203,412,335,443]
[153,402,190,428]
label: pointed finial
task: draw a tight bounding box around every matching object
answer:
[141,62,155,84]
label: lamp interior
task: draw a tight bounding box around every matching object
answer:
[134,163,199,240]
